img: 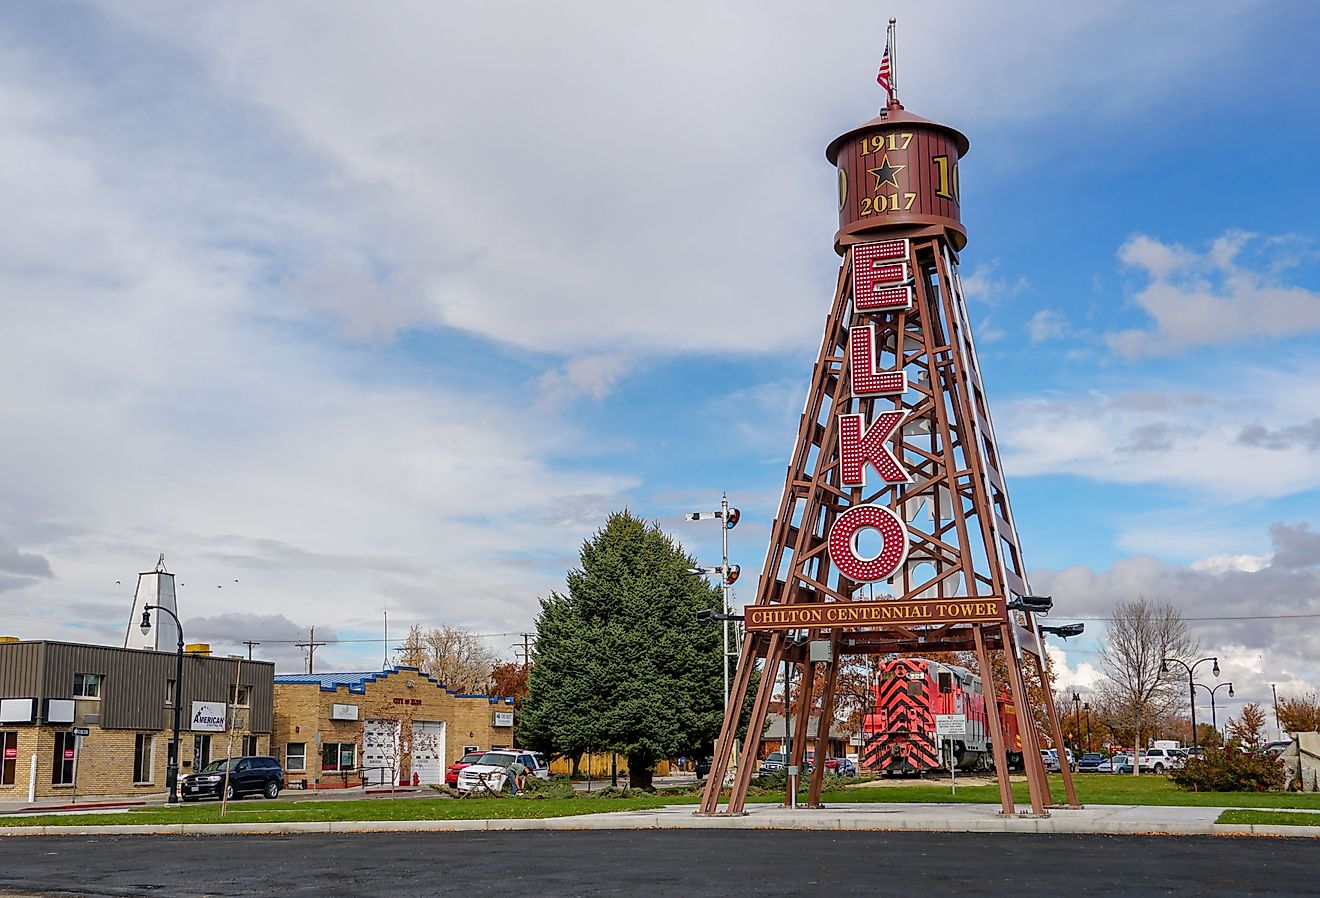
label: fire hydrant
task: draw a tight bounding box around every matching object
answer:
[412,772,420,786]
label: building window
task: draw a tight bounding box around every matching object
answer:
[230,684,252,708]
[165,679,176,706]
[133,734,154,784]
[242,735,259,756]
[52,732,75,784]
[1,732,16,786]
[72,673,102,699]
[285,742,306,772]
[321,742,355,771]
[192,734,211,770]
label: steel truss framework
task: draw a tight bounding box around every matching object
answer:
[699,236,1080,817]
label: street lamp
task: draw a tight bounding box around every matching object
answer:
[1071,691,1082,753]
[1161,656,1219,752]
[1007,595,1053,613]
[1193,681,1234,740]
[141,604,185,804]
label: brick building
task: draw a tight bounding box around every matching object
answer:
[272,667,514,788]
[0,640,274,800]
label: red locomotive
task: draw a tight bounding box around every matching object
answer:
[860,657,1023,773]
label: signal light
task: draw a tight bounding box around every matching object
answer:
[725,564,741,585]
[724,508,740,529]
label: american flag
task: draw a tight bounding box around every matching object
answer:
[876,47,892,93]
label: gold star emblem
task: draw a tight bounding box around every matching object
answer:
[868,154,906,191]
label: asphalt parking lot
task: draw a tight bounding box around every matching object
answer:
[0,830,1314,898]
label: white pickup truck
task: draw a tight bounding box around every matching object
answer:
[1138,747,1186,773]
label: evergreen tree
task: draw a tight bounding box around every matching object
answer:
[519,509,727,788]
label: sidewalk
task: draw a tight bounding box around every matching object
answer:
[0,801,1317,838]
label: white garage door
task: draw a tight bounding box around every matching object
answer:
[362,719,400,787]
[410,720,446,785]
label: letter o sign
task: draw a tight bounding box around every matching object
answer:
[827,503,909,583]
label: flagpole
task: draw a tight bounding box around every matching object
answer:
[888,17,898,106]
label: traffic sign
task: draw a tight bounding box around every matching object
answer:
[934,714,966,737]
[71,727,90,737]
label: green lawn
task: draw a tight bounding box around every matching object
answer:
[677,774,1320,810]
[2,795,669,828]
[1217,809,1320,827]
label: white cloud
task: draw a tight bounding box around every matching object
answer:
[999,365,1320,500]
[98,1,1272,357]
[535,354,634,404]
[1027,309,1069,343]
[1107,231,1320,357]
[961,261,1028,307]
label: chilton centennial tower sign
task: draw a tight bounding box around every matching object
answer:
[699,24,1076,818]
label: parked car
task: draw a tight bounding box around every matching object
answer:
[1138,748,1184,773]
[446,750,486,787]
[1094,757,1114,773]
[1077,752,1106,772]
[525,751,550,779]
[182,756,284,801]
[1042,748,1077,772]
[803,752,838,773]
[455,749,547,794]
[1265,740,1292,758]
[834,757,858,777]
[758,751,812,775]
[1110,753,1134,774]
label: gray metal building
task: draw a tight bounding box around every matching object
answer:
[0,640,273,801]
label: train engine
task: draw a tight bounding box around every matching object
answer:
[860,658,1021,773]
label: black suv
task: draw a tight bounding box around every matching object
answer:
[181,756,284,801]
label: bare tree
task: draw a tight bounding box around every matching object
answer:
[395,624,497,693]
[1095,597,1193,767]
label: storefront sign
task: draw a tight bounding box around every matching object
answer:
[3,747,16,759]
[493,712,514,727]
[392,698,422,707]
[331,703,360,720]
[0,698,35,724]
[190,700,227,732]
[743,598,1004,631]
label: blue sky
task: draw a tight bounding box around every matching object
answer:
[2,1,1320,725]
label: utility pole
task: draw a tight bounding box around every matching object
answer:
[1271,682,1282,741]
[242,640,260,660]
[522,633,532,670]
[296,626,327,674]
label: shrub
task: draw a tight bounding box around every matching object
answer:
[521,776,576,799]
[1169,746,1285,792]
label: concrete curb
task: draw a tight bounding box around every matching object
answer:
[1,804,1317,839]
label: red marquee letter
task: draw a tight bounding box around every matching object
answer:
[850,324,908,396]
[852,240,913,312]
[827,503,909,583]
[838,410,911,487]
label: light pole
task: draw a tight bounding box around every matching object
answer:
[1083,702,1091,753]
[140,604,185,804]
[1161,656,1219,752]
[1071,691,1082,753]
[1193,681,1234,741]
